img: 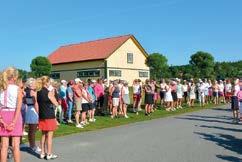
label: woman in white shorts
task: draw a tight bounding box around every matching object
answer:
[24,78,41,153]
[111,82,120,118]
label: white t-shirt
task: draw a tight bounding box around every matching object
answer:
[0,84,19,109]
[133,84,140,94]
[234,85,240,96]
[225,83,232,93]
[218,84,224,92]
[182,85,188,92]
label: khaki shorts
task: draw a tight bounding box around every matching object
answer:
[75,99,82,111]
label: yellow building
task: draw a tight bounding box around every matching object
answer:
[48,35,150,84]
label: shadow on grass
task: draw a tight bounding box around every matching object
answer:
[195,132,242,161]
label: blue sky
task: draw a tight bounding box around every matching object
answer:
[0,0,242,71]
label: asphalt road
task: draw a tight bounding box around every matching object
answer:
[21,105,242,162]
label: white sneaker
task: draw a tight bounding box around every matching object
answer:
[76,124,84,128]
[124,115,129,119]
[80,121,86,126]
[46,154,58,160]
[93,118,96,122]
[23,131,28,136]
[89,119,93,122]
[67,120,73,124]
[31,146,41,153]
[39,153,45,159]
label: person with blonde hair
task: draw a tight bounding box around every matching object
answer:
[24,78,41,153]
[37,76,59,160]
[0,67,23,162]
[121,81,130,118]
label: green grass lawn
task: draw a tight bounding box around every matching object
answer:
[23,103,225,143]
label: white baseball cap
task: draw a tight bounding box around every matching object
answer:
[61,80,67,84]
[74,78,82,83]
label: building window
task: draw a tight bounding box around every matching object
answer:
[109,70,122,77]
[127,53,133,64]
[139,71,149,78]
[50,73,60,79]
[77,70,100,77]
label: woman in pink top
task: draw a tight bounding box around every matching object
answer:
[0,67,23,162]
[94,79,104,114]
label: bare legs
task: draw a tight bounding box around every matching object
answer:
[1,137,20,162]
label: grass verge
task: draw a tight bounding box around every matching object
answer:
[23,103,225,143]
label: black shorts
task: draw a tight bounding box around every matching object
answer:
[97,96,104,108]
[231,96,239,110]
[183,92,188,98]
[89,101,96,110]
[145,93,154,104]
[213,92,218,97]
[171,92,178,101]
[82,103,91,112]
[160,91,165,100]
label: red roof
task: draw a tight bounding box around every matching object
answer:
[48,35,133,65]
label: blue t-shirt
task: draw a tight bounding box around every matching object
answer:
[87,86,96,101]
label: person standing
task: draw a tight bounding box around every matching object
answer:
[59,80,67,122]
[225,79,232,103]
[144,80,153,116]
[171,81,178,110]
[87,80,97,122]
[24,78,41,153]
[231,79,240,123]
[159,79,167,108]
[0,67,23,162]
[80,82,92,126]
[182,80,189,105]
[176,79,183,109]
[94,79,105,115]
[66,80,74,123]
[212,80,219,105]
[110,82,120,118]
[121,82,130,118]
[198,81,205,107]
[132,79,141,114]
[189,82,196,107]
[37,76,59,160]
[73,78,83,128]
[164,81,173,111]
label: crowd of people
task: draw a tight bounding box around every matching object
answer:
[0,67,241,162]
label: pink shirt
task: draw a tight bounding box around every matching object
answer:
[94,83,104,98]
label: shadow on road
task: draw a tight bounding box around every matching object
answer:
[216,155,242,162]
[175,116,234,125]
[20,146,39,158]
[212,107,231,112]
[195,132,242,161]
[199,125,242,133]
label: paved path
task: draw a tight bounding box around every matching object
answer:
[22,106,242,162]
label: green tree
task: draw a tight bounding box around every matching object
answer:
[18,69,29,81]
[189,51,215,78]
[30,56,52,77]
[146,53,169,79]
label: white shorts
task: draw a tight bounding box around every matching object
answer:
[177,93,183,99]
[112,98,120,107]
[25,106,39,124]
